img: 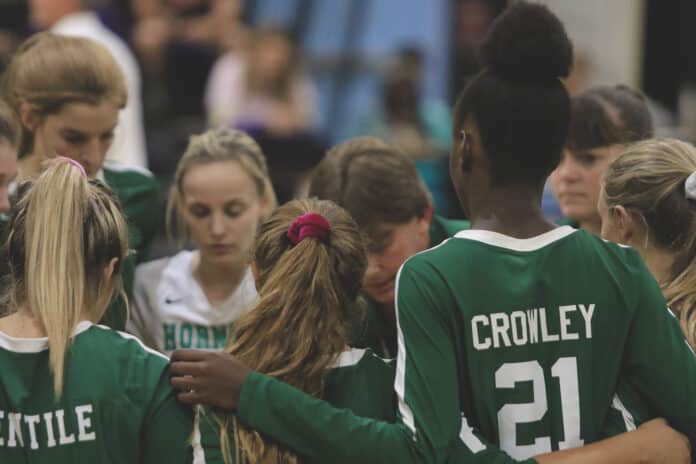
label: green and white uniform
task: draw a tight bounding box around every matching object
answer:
[0,321,193,463]
[224,227,696,463]
[100,160,162,264]
[198,348,395,463]
[348,215,470,358]
[98,160,162,331]
[129,251,257,355]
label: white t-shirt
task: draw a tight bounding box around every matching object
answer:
[129,250,257,355]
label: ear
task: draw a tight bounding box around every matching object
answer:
[19,102,39,131]
[103,257,120,282]
[611,205,639,245]
[455,128,475,174]
[416,204,434,237]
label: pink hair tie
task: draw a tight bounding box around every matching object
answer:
[54,156,87,177]
[287,213,331,245]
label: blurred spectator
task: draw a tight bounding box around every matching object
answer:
[358,48,450,159]
[205,26,319,133]
[132,0,242,175]
[356,47,460,218]
[28,0,148,168]
[205,25,323,204]
[0,1,28,73]
[451,0,506,94]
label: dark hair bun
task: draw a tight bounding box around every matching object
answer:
[481,2,573,83]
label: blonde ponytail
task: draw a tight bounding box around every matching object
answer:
[25,162,87,396]
[5,161,129,398]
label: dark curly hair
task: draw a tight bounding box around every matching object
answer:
[454,1,573,185]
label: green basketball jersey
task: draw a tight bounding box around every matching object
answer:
[224,226,696,464]
[198,348,395,463]
[0,321,193,463]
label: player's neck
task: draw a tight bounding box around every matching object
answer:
[17,152,43,181]
[468,184,555,238]
[578,217,602,236]
[193,253,247,306]
[0,309,46,338]
[641,246,675,287]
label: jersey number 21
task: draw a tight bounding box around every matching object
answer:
[496,357,583,459]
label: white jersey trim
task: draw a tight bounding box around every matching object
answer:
[454,226,576,252]
[192,406,205,464]
[0,320,94,353]
[459,413,487,453]
[92,324,171,362]
[394,238,453,439]
[394,264,416,437]
[610,394,636,431]
[331,348,366,368]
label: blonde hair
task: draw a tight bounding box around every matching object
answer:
[4,161,129,398]
[167,128,277,243]
[0,98,20,147]
[2,32,127,158]
[602,138,696,348]
[216,199,366,464]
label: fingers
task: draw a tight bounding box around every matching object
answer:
[170,375,199,392]
[177,390,205,406]
[170,360,206,377]
[171,349,209,362]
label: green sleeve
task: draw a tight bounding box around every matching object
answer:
[235,259,528,464]
[393,258,461,460]
[141,366,195,464]
[124,176,162,264]
[623,267,696,445]
[238,373,528,464]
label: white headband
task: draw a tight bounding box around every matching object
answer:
[686,171,696,201]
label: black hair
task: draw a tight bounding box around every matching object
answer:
[566,85,654,150]
[454,1,573,185]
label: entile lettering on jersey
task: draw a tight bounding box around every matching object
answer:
[472,305,595,351]
[0,404,96,450]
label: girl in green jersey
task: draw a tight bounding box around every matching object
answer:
[0,160,193,462]
[195,198,394,463]
[2,32,161,328]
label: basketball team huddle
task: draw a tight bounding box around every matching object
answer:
[0,2,695,464]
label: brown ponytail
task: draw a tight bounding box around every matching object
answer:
[217,198,366,463]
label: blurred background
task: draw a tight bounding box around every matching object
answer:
[2,0,695,217]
